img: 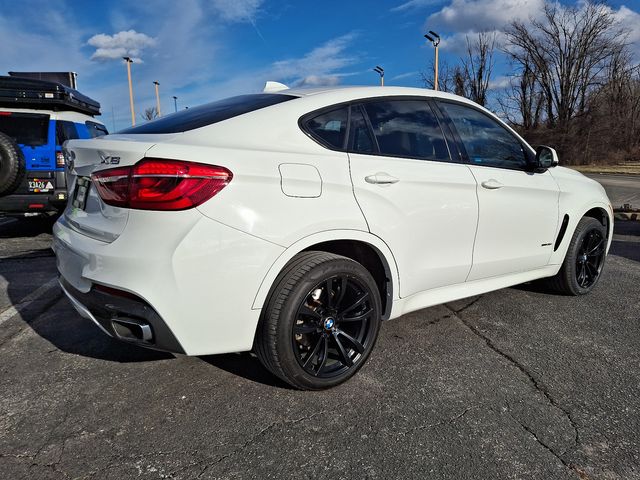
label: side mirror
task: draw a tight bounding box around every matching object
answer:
[535,145,559,170]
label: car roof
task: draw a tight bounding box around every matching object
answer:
[280,85,479,107]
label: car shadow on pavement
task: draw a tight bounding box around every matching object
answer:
[200,352,292,389]
[510,281,562,296]
[28,297,175,363]
[2,263,174,364]
[0,214,58,238]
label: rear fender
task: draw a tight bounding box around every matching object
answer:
[252,229,400,312]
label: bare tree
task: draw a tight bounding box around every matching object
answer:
[420,60,459,93]
[421,33,496,105]
[141,106,159,121]
[586,49,640,161]
[497,56,544,130]
[505,1,626,130]
[461,32,497,106]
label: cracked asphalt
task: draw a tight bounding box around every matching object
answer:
[0,215,639,480]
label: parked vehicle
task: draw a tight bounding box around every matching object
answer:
[53,86,613,389]
[0,75,107,214]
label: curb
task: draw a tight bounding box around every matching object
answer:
[614,212,640,221]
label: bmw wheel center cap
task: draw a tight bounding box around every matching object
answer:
[323,317,335,330]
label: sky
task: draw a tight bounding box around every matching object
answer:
[1,0,639,131]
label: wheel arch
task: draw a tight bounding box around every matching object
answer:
[252,230,399,320]
[582,206,611,238]
[549,201,613,265]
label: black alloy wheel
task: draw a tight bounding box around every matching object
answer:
[542,216,608,295]
[574,228,606,289]
[255,251,382,390]
[292,274,376,378]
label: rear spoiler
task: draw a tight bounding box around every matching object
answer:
[0,76,101,116]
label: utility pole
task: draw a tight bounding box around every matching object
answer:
[153,81,162,117]
[373,66,384,86]
[424,31,441,91]
[172,95,178,113]
[123,56,135,126]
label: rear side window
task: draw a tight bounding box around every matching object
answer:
[349,106,375,154]
[439,102,527,169]
[363,100,450,161]
[118,94,296,134]
[305,107,349,149]
[56,120,79,145]
[0,112,49,146]
[85,121,108,138]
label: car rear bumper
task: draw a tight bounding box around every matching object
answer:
[0,191,67,213]
[59,277,186,353]
[53,208,285,356]
[0,169,67,213]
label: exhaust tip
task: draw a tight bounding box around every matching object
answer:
[111,317,153,343]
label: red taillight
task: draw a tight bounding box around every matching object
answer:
[91,159,232,211]
[92,166,131,208]
[0,112,11,116]
[56,151,65,168]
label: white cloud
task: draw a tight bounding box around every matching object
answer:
[427,0,544,32]
[438,30,507,54]
[392,0,443,11]
[423,0,543,54]
[613,5,640,58]
[88,30,156,62]
[210,0,263,23]
[390,71,420,80]
[488,75,511,90]
[271,34,357,84]
[295,75,341,87]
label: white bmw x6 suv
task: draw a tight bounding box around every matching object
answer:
[54,86,612,389]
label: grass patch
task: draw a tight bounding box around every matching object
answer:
[569,164,640,175]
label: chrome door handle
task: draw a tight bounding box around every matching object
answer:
[481,179,503,189]
[365,173,400,185]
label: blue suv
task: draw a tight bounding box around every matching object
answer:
[0,75,107,214]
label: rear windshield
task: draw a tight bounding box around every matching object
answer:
[85,121,109,138]
[0,112,49,146]
[118,94,297,134]
[56,120,79,145]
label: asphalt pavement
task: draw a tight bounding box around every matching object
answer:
[0,213,638,480]
[586,173,640,209]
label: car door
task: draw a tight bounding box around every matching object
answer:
[346,98,478,298]
[436,100,560,281]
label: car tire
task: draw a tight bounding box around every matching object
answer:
[0,132,25,197]
[543,217,607,295]
[255,251,382,390]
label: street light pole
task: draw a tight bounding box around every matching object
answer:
[123,56,135,126]
[373,66,384,86]
[172,96,178,113]
[153,81,162,117]
[424,31,441,91]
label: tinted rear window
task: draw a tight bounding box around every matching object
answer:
[118,94,297,134]
[0,112,49,146]
[305,107,349,149]
[86,121,108,138]
[56,120,79,145]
